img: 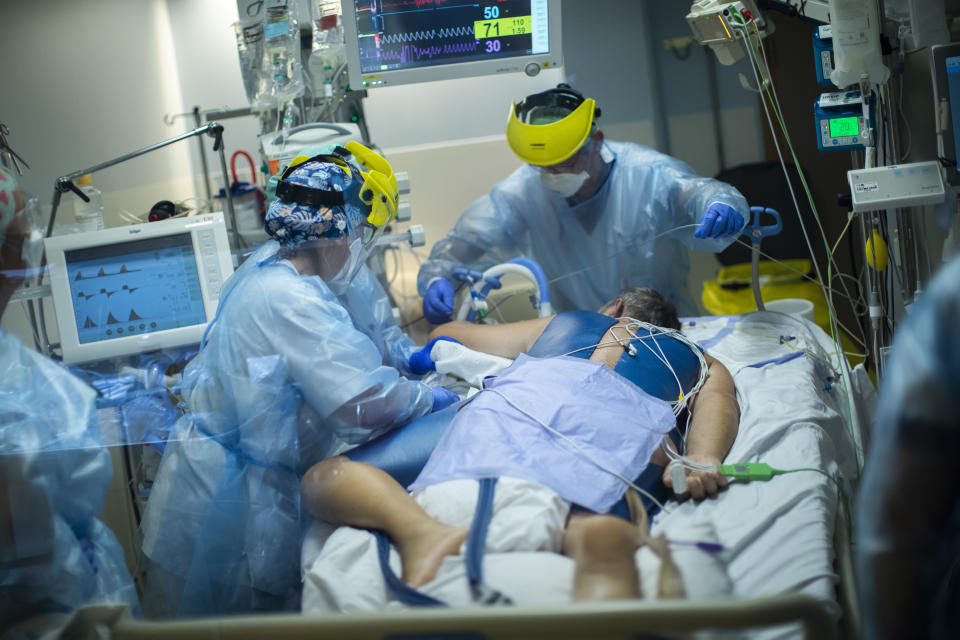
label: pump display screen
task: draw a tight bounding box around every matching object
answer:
[351,0,550,74]
[64,233,207,345]
[829,116,860,138]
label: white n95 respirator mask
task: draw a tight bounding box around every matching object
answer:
[540,170,589,198]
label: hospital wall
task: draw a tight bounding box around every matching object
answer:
[0,0,765,346]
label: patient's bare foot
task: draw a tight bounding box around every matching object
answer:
[647,534,685,599]
[565,514,642,601]
[395,521,469,588]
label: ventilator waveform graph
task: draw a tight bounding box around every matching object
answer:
[353,0,545,73]
[64,233,207,346]
[380,40,481,63]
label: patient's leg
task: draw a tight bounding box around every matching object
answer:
[301,456,467,588]
[563,513,642,601]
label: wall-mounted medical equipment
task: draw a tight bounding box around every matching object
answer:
[847,161,946,212]
[375,224,425,248]
[812,25,834,87]
[814,90,875,152]
[43,213,234,364]
[260,122,364,178]
[341,0,562,89]
[932,42,960,186]
[686,0,771,66]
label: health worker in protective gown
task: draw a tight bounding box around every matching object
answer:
[419,84,750,323]
[0,166,140,631]
[139,144,459,618]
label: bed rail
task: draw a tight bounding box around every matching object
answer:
[111,594,837,640]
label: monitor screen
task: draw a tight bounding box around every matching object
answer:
[44,213,234,364]
[343,0,562,88]
[932,43,960,186]
[947,55,960,168]
[65,233,207,345]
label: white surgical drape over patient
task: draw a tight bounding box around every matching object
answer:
[140,240,434,617]
[417,141,748,316]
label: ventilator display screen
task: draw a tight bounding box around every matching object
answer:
[829,116,860,138]
[351,0,550,74]
[64,234,207,345]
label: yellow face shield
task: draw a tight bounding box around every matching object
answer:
[345,141,399,229]
[505,98,597,167]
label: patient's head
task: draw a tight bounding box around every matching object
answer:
[598,287,680,330]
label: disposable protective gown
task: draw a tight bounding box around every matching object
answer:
[0,329,140,628]
[857,254,960,639]
[417,142,749,316]
[139,241,434,617]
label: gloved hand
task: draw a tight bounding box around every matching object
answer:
[695,203,744,239]
[408,336,462,375]
[423,278,455,325]
[431,386,460,412]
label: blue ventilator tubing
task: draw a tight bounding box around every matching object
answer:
[345,310,703,516]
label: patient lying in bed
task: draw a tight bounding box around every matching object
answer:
[301,288,739,603]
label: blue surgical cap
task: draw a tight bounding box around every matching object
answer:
[265,160,365,249]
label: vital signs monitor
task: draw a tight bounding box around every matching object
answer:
[44,213,234,364]
[342,0,563,89]
[932,43,960,185]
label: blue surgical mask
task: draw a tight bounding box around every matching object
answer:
[539,170,589,198]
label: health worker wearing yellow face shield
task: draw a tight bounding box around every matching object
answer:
[418,84,750,323]
[139,144,458,618]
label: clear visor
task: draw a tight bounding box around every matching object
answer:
[20,197,45,271]
[1,196,45,279]
[525,105,573,126]
[359,220,385,252]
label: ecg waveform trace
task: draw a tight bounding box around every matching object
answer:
[379,26,474,44]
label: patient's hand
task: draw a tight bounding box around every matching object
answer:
[662,454,728,501]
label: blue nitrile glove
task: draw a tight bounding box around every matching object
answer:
[408,336,462,375]
[423,278,455,324]
[695,202,745,239]
[431,386,459,412]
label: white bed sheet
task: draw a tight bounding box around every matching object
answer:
[301,311,875,638]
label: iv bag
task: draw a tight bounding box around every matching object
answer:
[309,1,346,100]
[828,0,890,88]
[253,3,306,111]
[234,20,263,104]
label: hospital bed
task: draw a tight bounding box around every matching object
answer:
[301,310,870,638]
[87,310,872,640]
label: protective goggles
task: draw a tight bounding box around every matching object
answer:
[505,84,601,167]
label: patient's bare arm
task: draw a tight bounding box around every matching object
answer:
[662,354,740,500]
[427,316,552,359]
